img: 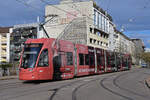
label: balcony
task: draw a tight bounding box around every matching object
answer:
[1,45,7,48]
[1,37,7,41]
[1,58,7,62]
[1,52,6,54]
[1,52,7,57]
[1,40,7,44]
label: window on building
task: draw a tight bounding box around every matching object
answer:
[66,52,73,65]
[104,18,107,32]
[94,29,96,34]
[79,54,84,65]
[106,35,108,38]
[97,41,100,45]
[101,42,103,46]
[90,38,93,43]
[106,43,108,46]
[99,13,102,29]
[97,31,101,36]
[101,33,103,37]
[97,13,100,28]
[90,28,93,33]
[102,15,104,31]
[103,34,106,38]
[94,9,97,26]
[105,19,108,32]
[94,39,96,44]
[106,20,109,32]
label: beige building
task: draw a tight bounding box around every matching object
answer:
[0,27,12,63]
[45,0,115,50]
[114,30,136,63]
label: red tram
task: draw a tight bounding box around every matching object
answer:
[19,38,131,80]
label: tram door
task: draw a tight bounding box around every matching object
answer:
[53,53,62,80]
[53,51,74,80]
[37,49,51,80]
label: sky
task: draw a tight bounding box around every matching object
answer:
[0,0,150,48]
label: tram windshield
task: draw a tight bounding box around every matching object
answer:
[21,44,43,69]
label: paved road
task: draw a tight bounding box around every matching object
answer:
[1,68,150,100]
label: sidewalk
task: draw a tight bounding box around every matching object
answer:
[0,75,18,80]
[145,77,150,89]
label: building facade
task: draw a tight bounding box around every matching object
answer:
[45,0,115,50]
[10,23,42,62]
[132,39,145,65]
[0,27,12,63]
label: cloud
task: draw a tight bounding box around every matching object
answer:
[1,0,150,32]
[125,32,150,48]
[96,0,150,31]
[26,0,36,4]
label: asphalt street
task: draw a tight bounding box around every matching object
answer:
[0,68,150,100]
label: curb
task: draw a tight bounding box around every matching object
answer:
[0,76,18,80]
[145,78,150,89]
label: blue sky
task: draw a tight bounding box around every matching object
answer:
[0,0,150,48]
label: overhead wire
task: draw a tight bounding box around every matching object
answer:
[106,0,111,12]
[16,0,113,34]
[40,0,78,17]
[15,0,44,16]
[40,0,112,30]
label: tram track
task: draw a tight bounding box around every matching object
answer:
[1,78,84,100]
[0,81,36,91]
[49,71,131,100]
[72,79,97,100]
[0,80,49,91]
[100,76,134,100]
[113,72,150,99]
[0,80,58,100]
[49,76,103,100]
[99,69,150,100]
[49,79,83,100]
[2,69,148,100]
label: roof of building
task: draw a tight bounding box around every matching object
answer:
[0,27,12,33]
[13,23,39,29]
[114,29,131,41]
[132,38,145,48]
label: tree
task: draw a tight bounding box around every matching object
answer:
[140,52,150,66]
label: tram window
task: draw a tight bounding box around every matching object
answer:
[97,55,103,66]
[100,56,104,66]
[79,54,84,65]
[97,55,101,66]
[85,54,89,65]
[38,49,49,67]
[90,54,95,66]
[110,58,115,66]
[66,52,73,65]
[108,54,114,66]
